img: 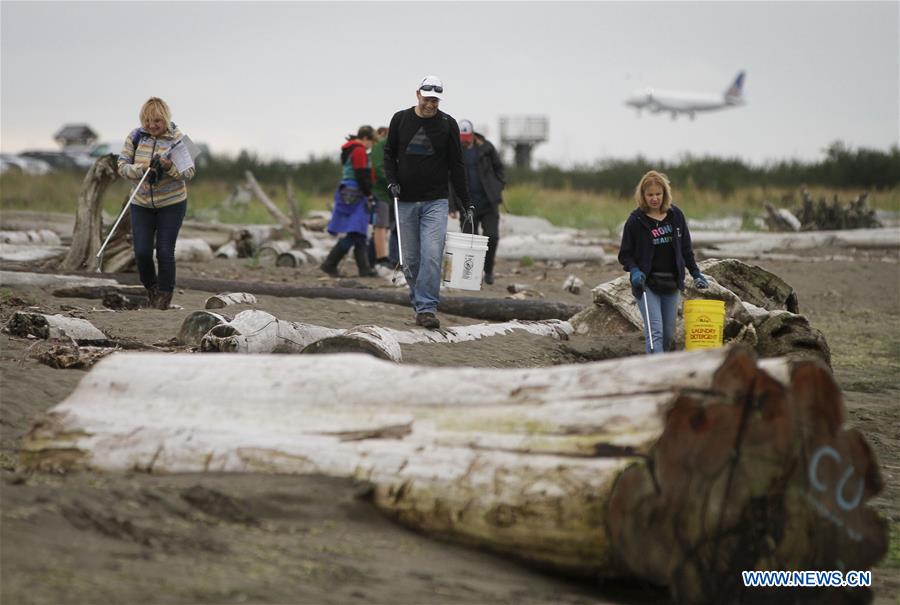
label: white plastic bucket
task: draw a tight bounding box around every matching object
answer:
[442,231,489,291]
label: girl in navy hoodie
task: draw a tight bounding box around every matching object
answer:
[618,171,709,353]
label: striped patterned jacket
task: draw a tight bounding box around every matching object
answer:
[117,124,195,208]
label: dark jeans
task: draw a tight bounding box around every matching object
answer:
[130,201,186,293]
[459,208,500,274]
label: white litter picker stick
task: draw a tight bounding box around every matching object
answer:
[95,137,192,273]
[393,196,404,268]
[642,290,654,352]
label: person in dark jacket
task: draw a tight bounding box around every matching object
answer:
[384,75,470,330]
[321,126,378,277]
[617,170,710,353]
[449,119,505,284]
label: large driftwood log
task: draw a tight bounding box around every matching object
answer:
[196,309,572,356]
[21,347,886,604]
[59,154,120,272]
[571,259,830,365]
[5,311,108,344]
[6,267,583,321]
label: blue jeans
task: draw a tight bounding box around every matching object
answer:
[397,199,448,314]
[635,287,681,354]
[130,201,186,293]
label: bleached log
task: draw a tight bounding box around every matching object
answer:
[197,309,573,355]
[276,250,305,267]
[256,241,292,265]
[174,238,213,262]
[244,171,292,229]
[60,154,119,272]
[213,240,238,259]
[302,325,403,362]
[562,274,584,295]
[204,292,258,310]
[763,202,801,232]
[176,310,231,346]
[199,310,343,353]
[0,229,62,245]
[572,259,832,364]
[693,227,900,256]
[5,311,108,344]
[0,244,68,262]
[2,270,120,290]
[21,347,887,604]
[498,235,606,262]
[275,249,314,267]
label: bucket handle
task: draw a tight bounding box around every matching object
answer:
[460,205,479,248]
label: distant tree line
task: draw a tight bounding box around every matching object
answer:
[199,141,900,196]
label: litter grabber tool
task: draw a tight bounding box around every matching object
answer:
[642,290,654,352]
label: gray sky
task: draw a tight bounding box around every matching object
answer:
[2,1,898,167]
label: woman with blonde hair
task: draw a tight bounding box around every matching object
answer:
[617,170,709,353]
[117,97,195,309]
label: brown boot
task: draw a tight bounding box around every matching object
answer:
[145,285,159,309]
[156,290,173,310]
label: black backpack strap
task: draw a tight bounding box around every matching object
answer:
[128,128,142,164]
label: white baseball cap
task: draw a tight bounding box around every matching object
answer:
[418,75,444,100]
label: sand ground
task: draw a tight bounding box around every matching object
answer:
[1,245,897,605]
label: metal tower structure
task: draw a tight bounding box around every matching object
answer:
[499,116,548,169]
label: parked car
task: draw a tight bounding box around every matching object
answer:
[0,153,53,175]
[19,150,80,170]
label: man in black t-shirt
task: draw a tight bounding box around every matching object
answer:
[384,75,470,330]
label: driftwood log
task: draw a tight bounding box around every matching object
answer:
[195,309,572,357]
[0,229,62,245]
[176,310,232,346]
[5,311,108,344]
[244,171,292,230]
[204,292,258,309]
[763,202,801,232]
[795,190,882,231]
[571,259,830,365]
[302,325,404,362]
[5,266,583,321]
[59,154,121,272]
[21,346,887,604]
[255,241,292,265]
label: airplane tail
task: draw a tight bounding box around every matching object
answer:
[724,71,746,102]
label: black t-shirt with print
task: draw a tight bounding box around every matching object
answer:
[383,107,468,203]
[649,216,677,274]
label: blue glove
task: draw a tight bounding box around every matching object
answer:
[692,272,709,289]
[630,268,646,289]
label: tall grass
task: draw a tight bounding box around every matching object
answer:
[504,184,900,234]
[3,170,897,235]
[0,170,333,225]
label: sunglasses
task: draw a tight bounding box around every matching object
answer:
[420,84,443,93]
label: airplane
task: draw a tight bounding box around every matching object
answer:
[625,71,746,120]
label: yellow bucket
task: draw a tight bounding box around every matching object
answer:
[683,299,726,351]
